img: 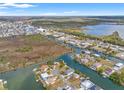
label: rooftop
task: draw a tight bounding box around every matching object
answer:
[81,80,94,89]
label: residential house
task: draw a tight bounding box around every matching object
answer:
[91,63,102,70]
[114,63,124,71]
[80,80,96,90]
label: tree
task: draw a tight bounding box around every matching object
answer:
[97,67,105,74]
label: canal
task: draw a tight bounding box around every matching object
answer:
[0,35,124,89]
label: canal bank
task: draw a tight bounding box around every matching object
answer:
[57,53,124,90]
[0,52,124,90]
[0,34,124,90]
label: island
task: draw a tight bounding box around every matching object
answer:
[33,60,102,90]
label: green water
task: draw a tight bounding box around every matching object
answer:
[0,36,124,89]
[58,54,124,90]
[0,52,124,90]
[0,64,44,90]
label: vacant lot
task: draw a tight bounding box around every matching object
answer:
[0,34,71,73]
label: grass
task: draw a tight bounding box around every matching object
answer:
[15,46,33,52]
[0,56,7,64]
[25,34,45,42]
[0,34,71,73]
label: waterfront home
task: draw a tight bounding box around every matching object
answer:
[80,80,96,90]
[93,54,100,57]
[63,85,73,90]
[99,42,110,49]
[80,58,89,64]
[45,76,57,85]
[58,36,65,41]
[40,72,57,85]
[75,54,81,59]
[116,52,124,60]
[118,47,124,52]
[64,68,74,76]
[40,73,49,81]
[113,63,124,71]
[52,69,59,75]
[57,85,73,90]
[90,63,102,71]
[37,28,46,33]
[110,45,119,51]
[40,64,49,72]
[80,42,92,48]
[35,61,94,90]
[82,50,91,54]
[103,68,115,77]
[73,73,80,78]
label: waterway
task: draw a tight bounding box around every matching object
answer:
[83,23,124,39]
[0,34,124,89]
[0,64,44,90]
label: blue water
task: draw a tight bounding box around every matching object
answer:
[83,24,124,39]
[0,33,124,90]
[58,53,124,90]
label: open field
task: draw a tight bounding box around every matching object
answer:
[0,34,71,73]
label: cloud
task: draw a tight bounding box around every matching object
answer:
[40,11,80,16]
[64,11,79,14]
[0,6,8,9]
[41,13,57,16]
[0,3,35,8]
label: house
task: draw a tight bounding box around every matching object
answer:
[103,68,115,77]
[114,63,124,71]
[84,50,91,54]
[40,72,57,85]
[52,69,59,75]
[37,28,46,32]
[91,63,102,70]
[75,54,80,59]
[45,76,57,85]
[73,73,80,78]
[80,80,95,90]
[40,64,49,72]
[58,85,73,90]
[116,52,124,60]
[63,85,73,90]
[80,58,89,64]
[93,54,100,57]
[64,68,74,76]
[40,73,49,81]
[58,36,65,41]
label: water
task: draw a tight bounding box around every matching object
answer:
[0,64,44,90]
[0,33,124,90]
[58,53,124,90]
[83,24,124,39]
[0,50,124,89]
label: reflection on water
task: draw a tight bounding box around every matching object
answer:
[83,24,124,39]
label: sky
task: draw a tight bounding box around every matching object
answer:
[0,3,124,16]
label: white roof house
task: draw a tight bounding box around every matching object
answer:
[115,63,123,67]
[37,28,46,32]
[64,68,74,76]
[94,54,100,57]
[81,80,94,90]
[114,63,124,71]
[40,73,49,80]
